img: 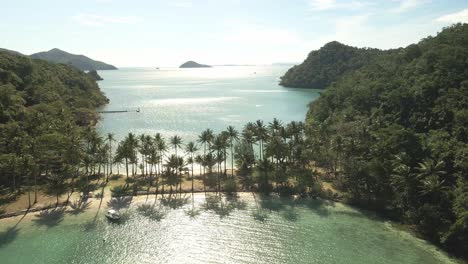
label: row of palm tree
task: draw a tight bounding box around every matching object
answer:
[1,118,313,209]
[91,119,309,194]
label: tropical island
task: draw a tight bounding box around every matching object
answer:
[0,24,467,262]
[179,60,212,68]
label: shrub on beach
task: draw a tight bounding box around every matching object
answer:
[223,178,238,195]
[111,185,131,197]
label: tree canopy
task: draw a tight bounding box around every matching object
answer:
[280,41,385,89]
[304,23,468,257]
[0,50,108,189]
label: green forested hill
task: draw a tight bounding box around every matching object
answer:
[30,48,117,71]
[0,50,108,189]
[280,41,385,89]
[305,24,468,257]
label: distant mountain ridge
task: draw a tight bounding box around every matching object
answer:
[179,61,211,68]
[0,48,25,56]
[30,48,118,71]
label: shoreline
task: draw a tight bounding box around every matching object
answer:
[0,190,463,264]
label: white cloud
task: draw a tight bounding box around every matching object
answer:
[392,0,424,13]
[436,8,468,23]
[72,14,142,26]
[308,0,368,11]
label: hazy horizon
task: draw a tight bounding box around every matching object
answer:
[2,0,468,67]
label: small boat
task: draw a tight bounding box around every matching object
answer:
[105,209,121,221]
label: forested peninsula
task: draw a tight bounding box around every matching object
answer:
[300,24,468,257]
[0,50,108,201]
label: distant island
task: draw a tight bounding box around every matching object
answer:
[179,61,211,68]
[30,48,118,71]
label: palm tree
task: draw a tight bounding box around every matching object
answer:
[198,129,214,180]
[169,135,183,192]
[212,134,227,193]
[117,133,137,179]
[220,131,230,176]
[138,134,153,177]
[254,120,268,160]
[164,154,179,196]
[226,126,239,178]
[125,133,138,177]
[115,142,128,179]
[243,122,258,157]
[170,135,183,157]
[185,141,199,192]
[268,118,283,136]
[156,138,167,188]
[415,158,447,198]
[203,153,216,190]
[105,133,115,180]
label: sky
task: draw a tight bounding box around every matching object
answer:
[1,0,468,67]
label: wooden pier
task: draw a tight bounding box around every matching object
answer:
[98,108,140,114]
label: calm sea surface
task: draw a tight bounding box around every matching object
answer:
[96,66,318,142]
[0,194,457,264]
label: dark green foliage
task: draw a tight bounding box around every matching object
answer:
[280,41,384,89]
[223,178,238,195]
[0,50,108,191]
[111,185,131,198]
[304,23,468,257]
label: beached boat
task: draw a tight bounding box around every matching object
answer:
[105,209,121,221]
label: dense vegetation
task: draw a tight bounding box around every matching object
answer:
[106,119,313,196]
[304,24,468,257]
[0,51,108,203]
[30,48,117,71]
[280,41,384,89]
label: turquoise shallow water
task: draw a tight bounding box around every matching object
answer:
[0,194,457,264]
[96,66,319,142]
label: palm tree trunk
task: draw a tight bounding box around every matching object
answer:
[125,158,129,179]
[34,171,38,204]
[231,144,234,178]
[191,158,194,193]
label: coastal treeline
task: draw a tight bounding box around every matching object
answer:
[107,119,314,196]
[0,51,108,205]
[300,24,468,257]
